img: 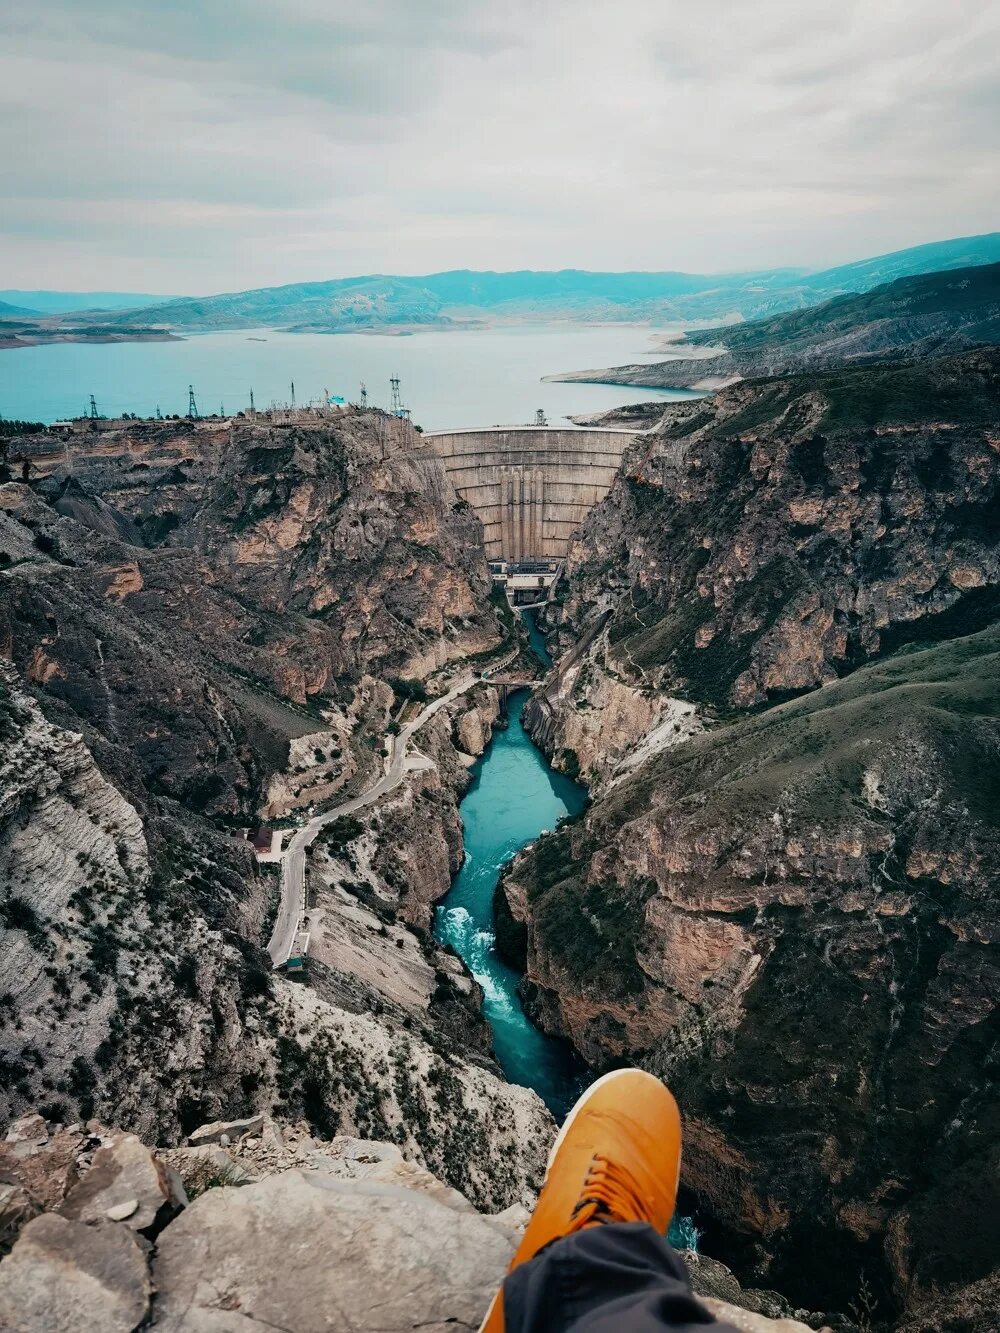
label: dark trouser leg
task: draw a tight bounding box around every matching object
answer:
[501,1222,739,1333]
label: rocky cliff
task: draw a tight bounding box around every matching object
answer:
[0,1108,828,1333]
[531,348,1000,780]
[505,351,1000,1325]
[0,410,548,1211]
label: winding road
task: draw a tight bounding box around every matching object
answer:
[266,650,520,968]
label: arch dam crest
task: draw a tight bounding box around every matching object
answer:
[422,425,640,565]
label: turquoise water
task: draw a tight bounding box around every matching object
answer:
[0,324,702,429]
[436,683,699,1247]
[434,691,588,1117]
[522,608,553,668]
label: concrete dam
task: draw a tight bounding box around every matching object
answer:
[423,426,635,561]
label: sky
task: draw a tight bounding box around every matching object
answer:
[2,0,998,294]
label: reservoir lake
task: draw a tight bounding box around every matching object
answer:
[0,324,699,428]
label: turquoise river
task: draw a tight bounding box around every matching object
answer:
[434,625,697,1246]
[434,689,589,1119]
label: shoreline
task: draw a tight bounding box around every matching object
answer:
[0,330,181,352]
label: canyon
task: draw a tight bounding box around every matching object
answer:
[0,331,998,1330]
[0,406,552,1211]
[499,347,1000,1324]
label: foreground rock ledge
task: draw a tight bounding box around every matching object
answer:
[153,1169,513,1332]
[0,1214,151,1332]
[0,1111,821,1333]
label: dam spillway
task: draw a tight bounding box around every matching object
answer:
[423,426,635,561]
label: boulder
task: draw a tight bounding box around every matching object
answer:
[58,1134,185,1234]
[0,1214,150,1332]
[304,1137,477,1214]
[187,1115,264,1147]
[151,1168,513,1332]
[3,1115,49,1150]
[0,1126,85,1211]
[0,1182,37,1254]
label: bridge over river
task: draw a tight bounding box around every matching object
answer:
[423,425,642,562]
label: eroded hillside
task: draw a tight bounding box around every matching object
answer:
[0,408,551,1207]
[506,350,1000,1322]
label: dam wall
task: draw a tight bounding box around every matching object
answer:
[423,427,634,560]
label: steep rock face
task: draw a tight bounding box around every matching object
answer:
[0,663,548,1201]
[302,689,503,1056]
[0,661,277,1140]
[508,354,1000,1322]
[507,630,1000,1317]
[532,350,1000,779]
[3,412,503,820]
[0,413,547,1207]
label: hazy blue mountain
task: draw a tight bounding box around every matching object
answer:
[0,299,40,317]
[683,260,1000,359]
[798,232,1000,297]
[552,261,1000,390]
[14,232,1000,335]
[0,290,179,314]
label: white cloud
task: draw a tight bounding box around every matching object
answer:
[1,0,997,289]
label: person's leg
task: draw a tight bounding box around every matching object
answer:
[502,1221,734,1333]
[479,1069,737,1333]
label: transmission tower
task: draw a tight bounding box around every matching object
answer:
[290,381,296,408]
[89,395,98,419]
[187,385,199,419]
[534,408,547,426]
[156,404,162,420]
[390,376,401,416]
[360,382,368,410]
[249,388,255,417]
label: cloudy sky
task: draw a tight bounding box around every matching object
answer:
[2,0,998,293]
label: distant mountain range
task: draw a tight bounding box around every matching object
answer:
[0,299,39,317]
[0,291,178,314]
[550,261,1000,390]
[7,231,1000,343]
[5,232,998,338]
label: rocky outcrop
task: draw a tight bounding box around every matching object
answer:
[0,411,546,1211]
[0,661,275,1139]
[0,1108,821,1333]
[0,660,551,1202]
[2,412,504,819]
[506,353,1000,1324]
[530,349,1000,778]
[453,684,501,758]
[0,1214,151,1332]
[527,641,701,789]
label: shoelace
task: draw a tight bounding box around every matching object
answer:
[568,1154,655,1231]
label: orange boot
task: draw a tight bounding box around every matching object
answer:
[480,1068,682,1332]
